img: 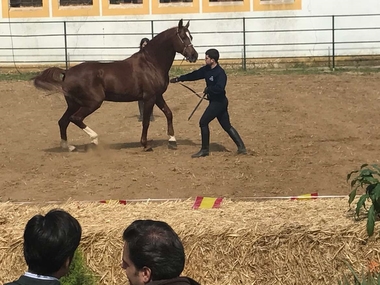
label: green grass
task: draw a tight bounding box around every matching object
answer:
[1,65,380,82]
[0,71,39,81]
[171,65,380,77]
[60,250,97,285]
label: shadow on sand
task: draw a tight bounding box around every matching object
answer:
[43,140,230,153]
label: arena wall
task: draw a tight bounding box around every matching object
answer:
[0,0,380,66]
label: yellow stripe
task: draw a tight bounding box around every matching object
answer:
[199,197,217,208]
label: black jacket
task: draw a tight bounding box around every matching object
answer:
[179,64,227,102]
[4,275,60,285]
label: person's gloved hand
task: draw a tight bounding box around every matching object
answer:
[203,87,209,100]
[170,77,179,83]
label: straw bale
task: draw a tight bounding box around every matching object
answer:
[0,198,379,285]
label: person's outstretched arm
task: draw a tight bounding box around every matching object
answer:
[170,66,206,83]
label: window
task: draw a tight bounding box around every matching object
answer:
[110,0,143,4]
[52,0,99,16]
[158,0,192,3]
[152,0,198,14]
[10,0,42,7]
[4,0,48,17]
[202,0,249,13]
[209,0,242,2]
[209,0,243,2]
[59,0,92,5]
[254,0,301,11]
[60,0,93,5]
[102,0,149,15]
[260,0,294,3]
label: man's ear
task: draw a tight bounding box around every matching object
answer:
[141,266,152,283]
[53,257,71,279]
[61,257,71,273]
[65,257,72,268]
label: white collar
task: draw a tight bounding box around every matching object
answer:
[24,272,59,281]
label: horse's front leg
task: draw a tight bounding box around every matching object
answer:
[140,98,155,151]
[59,98,80,152]
[59,108,77,152]
[155,95,176,149]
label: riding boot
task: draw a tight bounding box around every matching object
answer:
[227,126,247,154]
[191,126,210,158]
[138,100,144,122]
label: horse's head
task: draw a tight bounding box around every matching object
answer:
[174,19,198,63]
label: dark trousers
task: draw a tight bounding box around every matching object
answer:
[199,98,231,131]
[193,97,246,156]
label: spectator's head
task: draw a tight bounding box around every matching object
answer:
[122,220,185,285]
[205,48,220,65]
[139,38,150,50]
[23,209,82,278]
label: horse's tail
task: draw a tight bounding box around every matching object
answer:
[33,67,66,91]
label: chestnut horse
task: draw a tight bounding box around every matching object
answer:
[33,19,198,152]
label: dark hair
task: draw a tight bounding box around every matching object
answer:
[205,48,220,63]
[23,209,82,275]
[123,220,185,281]
[139,38,150,49]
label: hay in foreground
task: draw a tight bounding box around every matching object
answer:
[0,198,379,285]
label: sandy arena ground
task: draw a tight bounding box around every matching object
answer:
[1,72,380,203]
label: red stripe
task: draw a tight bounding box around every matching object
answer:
[213,197,223,208]
[192,196,203,209]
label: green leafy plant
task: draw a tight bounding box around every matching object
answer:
[60,249,97,285]
[338,260,380,285]
[347,164,380,237]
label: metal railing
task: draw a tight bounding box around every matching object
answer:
[1,14,380,70]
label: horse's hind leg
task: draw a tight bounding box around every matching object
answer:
[155,95,177,149]
[59,98,79,152]
[70,103,102,146]
[140,98,155,151]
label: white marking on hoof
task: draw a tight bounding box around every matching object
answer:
[68,145,76,152]
[169,135,176,142]
[60,140,76,152]
[83,126,99,145]
[91,137,99,145]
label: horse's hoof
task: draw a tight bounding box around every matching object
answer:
[144,146,153,152]
[91,137,99,145]
[168,141,177,150]
[61,145,76,152]
[68,145,76,152]
[60,140,76,152]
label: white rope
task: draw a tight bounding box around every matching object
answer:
[1,195,348,205]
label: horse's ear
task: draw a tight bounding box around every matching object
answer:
[185,20,190,29]
[178,19,183,29]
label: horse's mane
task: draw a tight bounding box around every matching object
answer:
[146,26,176,49]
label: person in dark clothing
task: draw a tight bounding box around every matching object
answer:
[5,209,82,285]
[121,219,200,285]
[138,37,155,122]
[170,48,247,158]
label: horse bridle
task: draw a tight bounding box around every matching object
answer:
[176,29,193,56]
